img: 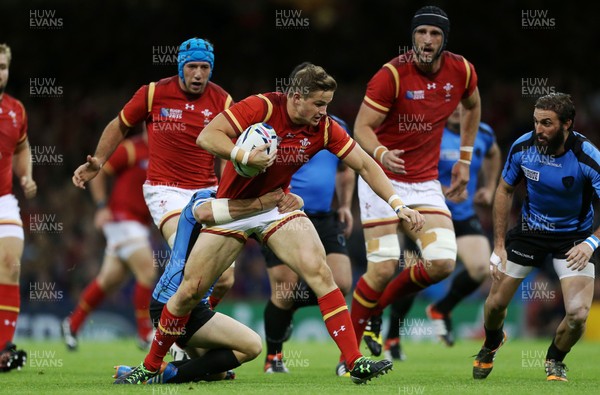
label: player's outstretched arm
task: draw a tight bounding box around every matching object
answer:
[342,144,424,232]
[193,188,287,225]
[72,117,129,189]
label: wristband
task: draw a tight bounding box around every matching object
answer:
[373,145,389,164]
[230,146,240,163]
[96,200,107,209]
[459,146,473,164]
[583,235,600,251]
[387,194,402,206]
[241,151,250,165]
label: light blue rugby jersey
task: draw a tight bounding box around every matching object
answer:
[502,131,600,233]
[438,122,495,221]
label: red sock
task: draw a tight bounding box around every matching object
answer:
[374,261,434,315]
[143,305,189,371]
[0,284,20,346]
[208,295,221,310]
[318,288,362,370]
[133,283,153,340]
[350,277,382,346]
[69,279,105,334]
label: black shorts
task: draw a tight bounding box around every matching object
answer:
[264,211,348,268]
[453,216,484,238]
[505,226,598,267]
[149,298,215,348]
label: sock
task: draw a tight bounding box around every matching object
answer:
[133,282,153,340]
[69,279,105,334]
[0,284,20,346]
[208,295,221,310]
[434,270,481,314]
[264,300,294,356]
[143,305,190,372]
[387,295,416,340]
[350,276,382,348]
[373,261,434,315]
[169,349,240,383]
[292,281,319,309]
[483,324,504,349]
[319,288,361,370]
[546,338,568,362]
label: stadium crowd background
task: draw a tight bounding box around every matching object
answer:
[3,0,600,339]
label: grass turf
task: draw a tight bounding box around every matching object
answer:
[2,338,598,394]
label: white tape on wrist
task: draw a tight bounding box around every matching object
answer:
[241,151,250,165]
[211,199,233,224]
[387,194,401,206]
[490,252,501,266]
[230,146,240,163]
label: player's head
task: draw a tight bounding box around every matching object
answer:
[533,92,575,153]
[287,63,337,126]
[178,38,214,93]
[0,43,11,95]
[411,6,449,63]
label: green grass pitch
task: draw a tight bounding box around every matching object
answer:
[2,338,598,394]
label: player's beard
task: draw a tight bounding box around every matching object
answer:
[534,128,565,155]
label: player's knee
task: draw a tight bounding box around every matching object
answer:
[240,331,262,362]
[426,258,455,282]
[566,305,590,328]
[366,262,396,289]
[365,234,400,265]
[0,250,21,283]
[466,264,488,283]
[485,292,509,313]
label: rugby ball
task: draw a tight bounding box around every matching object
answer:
[233,123,278,177]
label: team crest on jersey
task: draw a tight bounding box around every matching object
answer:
[521,165,540,181]
[8,110,18,127]
[201,108,213,126]
[562,176,574,189]
[405,90,425,100]
[298,137,311,153]
[159,108,183,120]
[443,83,454,101]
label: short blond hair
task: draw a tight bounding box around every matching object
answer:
[0,44,11,65]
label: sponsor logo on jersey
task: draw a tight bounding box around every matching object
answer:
[427,83,436,90]
[521,165,540,181]
[405,90,425,100]
[159,108,183,120]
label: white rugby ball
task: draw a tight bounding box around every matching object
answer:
[233,123,278,177]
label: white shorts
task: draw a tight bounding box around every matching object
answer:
[357,177,449,227]
[203,207,307,244]
[143,183,217,232]
[0,194,24,240]
[102,221,151,261]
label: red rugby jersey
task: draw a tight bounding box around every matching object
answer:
[0,93,27,196]
[218,92,355,199]
[119,76,233,189]
[363,51,477,183]
[103,136,151,224]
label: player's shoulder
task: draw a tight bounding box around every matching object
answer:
[2,93,25,111]
[507,131,534,160]
[569,131,600,161]
[155,75,178,87]
[328,114,350,135]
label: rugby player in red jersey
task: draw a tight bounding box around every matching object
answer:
[0,43,36,372]
[115,64,425,385]
[72,38,234,313]
[349,6,482,363]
